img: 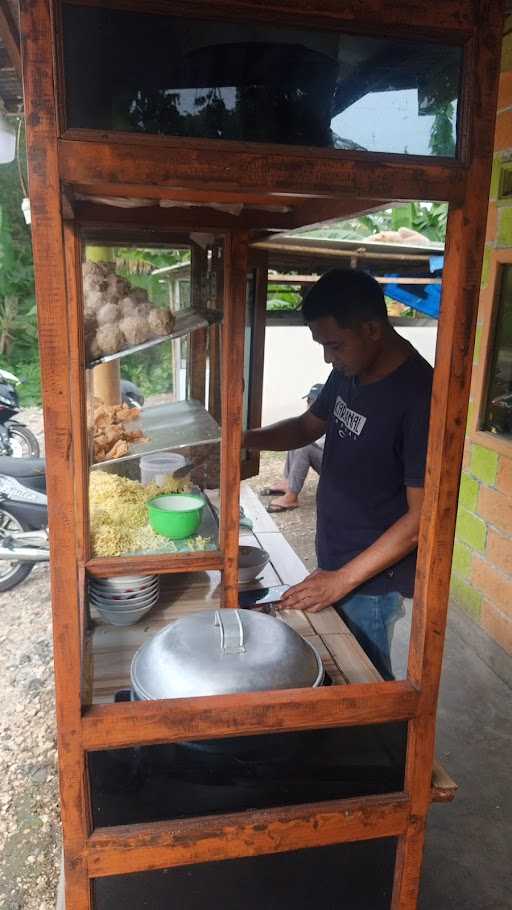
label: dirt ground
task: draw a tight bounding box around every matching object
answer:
[0,445,319,909]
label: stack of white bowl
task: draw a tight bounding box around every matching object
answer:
[89,575,160,626]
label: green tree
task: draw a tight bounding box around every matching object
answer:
[429,103,456,158]
[0,123,40,403]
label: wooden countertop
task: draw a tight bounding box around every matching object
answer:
[89,484,380,704]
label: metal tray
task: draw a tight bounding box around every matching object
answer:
[92,399,221,468]
[87,309,222,368]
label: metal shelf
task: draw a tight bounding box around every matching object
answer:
[92,399,221,468]
[87,309,222,369]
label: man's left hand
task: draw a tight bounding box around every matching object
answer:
[279,569,349,613]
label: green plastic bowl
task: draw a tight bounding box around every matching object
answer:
[147,494,205,540]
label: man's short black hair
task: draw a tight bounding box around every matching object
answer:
[301,268,388,327]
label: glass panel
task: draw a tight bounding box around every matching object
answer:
[94,840,397,909]
[243,272,255,432]
[88,723,406,826]
[483,266,512,437]
[63,5,462,157]
[84,237,223,563]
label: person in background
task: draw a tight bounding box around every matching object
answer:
[244,269,432,680]
[260,383,325,513]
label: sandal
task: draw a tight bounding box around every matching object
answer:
[259,486,287,497]
[267,503,299,513]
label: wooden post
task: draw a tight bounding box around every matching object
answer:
[189,242,208,404]
[392,4,505,906]
[20,1,92,907]
[220,231,248,608]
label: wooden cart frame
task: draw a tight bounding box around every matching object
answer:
[19,1,504,907]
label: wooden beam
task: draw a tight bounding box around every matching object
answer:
[72,180,308,207]
[81,680,419,751]
[268,274,442,285]
[59,137,466,204]
[0,0,21,78]
[257,241,438,263]
[61,0,478,34]
[74,201,296,233]
[87,793,410,878]
[86,550,224,578]
[220,230,249,608]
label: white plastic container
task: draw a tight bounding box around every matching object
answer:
[140,452,187,486]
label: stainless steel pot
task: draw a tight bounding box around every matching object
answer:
[131,608,324,701]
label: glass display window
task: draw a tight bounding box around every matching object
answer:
[62,4,463,158]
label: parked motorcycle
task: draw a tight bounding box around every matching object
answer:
[0,368,41,458]
[0,380,144,591]
[0,455,48,591]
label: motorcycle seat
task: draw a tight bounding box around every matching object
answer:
[0,456,46,493]
[0,455,45,476]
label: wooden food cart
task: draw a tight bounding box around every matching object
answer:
[20,1,503,907]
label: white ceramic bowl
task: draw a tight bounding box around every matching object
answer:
[90,580,159,600]
[90,589,159,610]
[238,546,270,583]
[95,604,153,626]
[92,575,156,591]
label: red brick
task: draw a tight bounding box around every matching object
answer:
[498,71,512,110]
[487,527,512,576]
[496,456,512,494]
[471,555,512,615]
[478,486,512,534]
[485,203,498,243]
[494,109,512,151]
[481,602,512,655]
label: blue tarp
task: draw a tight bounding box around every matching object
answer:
[384,255,444,319]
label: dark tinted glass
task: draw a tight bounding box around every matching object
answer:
[94,839,397,910]
[63,6,462,157]
[88,722,406,826]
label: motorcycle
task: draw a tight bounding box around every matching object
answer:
[0,380,145,591]
[0,367,41,458]
[0,455,48,591]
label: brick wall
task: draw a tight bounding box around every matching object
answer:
[450,22,512,655]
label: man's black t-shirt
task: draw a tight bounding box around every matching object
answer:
[310,351,433,596]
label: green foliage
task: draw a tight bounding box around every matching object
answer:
[429,103,456,157]
[0,124,40,403]
[294,202,447,245]
[114,247,190,308]
[120,344,174,398]
[267,283,302,311]
[391,202,447,242]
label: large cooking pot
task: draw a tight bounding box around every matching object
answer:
[130,608,324,758]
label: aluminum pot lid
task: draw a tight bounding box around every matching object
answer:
[130,609,324,700]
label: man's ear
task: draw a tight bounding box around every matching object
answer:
[363,320,385,342]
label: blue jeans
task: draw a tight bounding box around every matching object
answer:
[335,592,405,681]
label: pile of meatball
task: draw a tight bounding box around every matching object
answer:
[83,260,175,361]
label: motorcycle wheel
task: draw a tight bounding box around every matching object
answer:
[6,424,41,458]
[0,506,35,591]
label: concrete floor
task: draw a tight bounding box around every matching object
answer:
[393,604,512,910]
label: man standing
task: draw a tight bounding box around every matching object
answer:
[244,269,432,679]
